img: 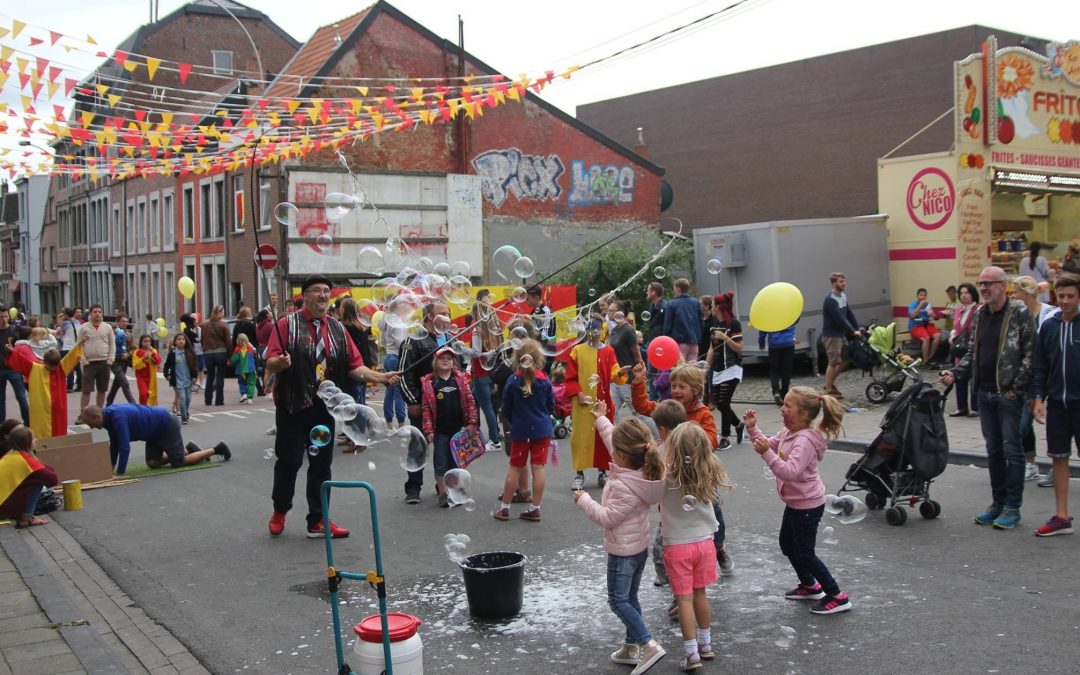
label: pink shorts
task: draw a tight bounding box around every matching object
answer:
[662,539,717,596]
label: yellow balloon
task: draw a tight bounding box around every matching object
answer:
[155,317,166,327]
[7,308,17,319]
[180,321,187,331]
[370,324,381,339]
[748,282,804,333]
[177,276,196,300]
[156,326,169,338]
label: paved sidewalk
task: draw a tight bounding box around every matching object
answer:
[0,521,207,675]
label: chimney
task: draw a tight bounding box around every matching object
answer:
[633,126,648,158]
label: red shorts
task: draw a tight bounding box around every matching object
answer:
[509,438,551,468]
[662,539,718,596]
[910,324,940,341]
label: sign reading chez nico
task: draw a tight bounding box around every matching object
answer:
[906,167,956,230]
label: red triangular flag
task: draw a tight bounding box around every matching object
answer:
[177,63,192,84]
[49,31,62,46]
[48,66,61,83]
[29,37,43,46]
[64,78,77,96]
[114,50,128,66]
[134,109,147,122]
[53,104,65,119]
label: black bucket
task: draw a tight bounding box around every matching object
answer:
[459,551,526,618]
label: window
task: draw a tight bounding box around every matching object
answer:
[212,50,233,75]
[184,263,196,312]
[230,282,243,316]
[259,182,272,230]
[232,175,244,232]
[163,192,175,250]
[112,205,121,255]
[164,269,175,322]
[213,177,226,238]
[216,261,227,314]
[126,203,135,254]
[201,261,214,312]
[137,199,147,252]
[150,195,160,250]
[182,186,194,242]
[200,182,212,239]
[151,270,160,319]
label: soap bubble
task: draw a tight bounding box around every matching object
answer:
[835,496,869,525]
[681,495,698,511]
[315,233,334,252]
[324,192,356,221]
[332,403,359,423]
[612,311,625,322]
[317,381,342,400]
[433,261,452,277]
[519,354,534,368]
[761,464,775,480]
[587,374,600,389]
[422,273,448,299]
[694,360,710,371]
[444,533,471,563]
[653,266,667,279]
[385,292,425,330]
[706,259,723,275]
[824,494,843,515]
[513,256,535,279]
[640,310,651,322]
[531,313,552,334]
[582,395,595,405]
[342,405,388,446]
[407,325,429,340]
[443,469,474,506]
[416,257,434,274]
[508,325,530,349]
[587,288,597,297]
[449,260,471,276]
[356,298,378,327]
[307,444,320,457]
[385,236,401,253]
[433,315,454,335]
[775,625,797,649]
[567,318,587,337]
[822,526,838,545]
[492,245,522,282]
[396,426,428,472]
[655,347,664,359]
[446,275,473,306]
[368,461,376,471]
[358,246,385,274]
[309,425,332,447]
[510,286,527,303]
[264,448,275,460]
[273,202,298,226]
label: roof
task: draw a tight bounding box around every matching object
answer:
[263,10,371,100]
[264,0,663,175]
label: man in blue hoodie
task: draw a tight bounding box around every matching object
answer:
[662,278,704,363]
[1031,272,1080,537]
[821,272,861,399]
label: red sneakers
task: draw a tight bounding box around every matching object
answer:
[307,519,350,538]
[268,511,286,536]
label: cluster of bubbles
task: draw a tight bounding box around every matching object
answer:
[774,625,797,649]
[315,381,428,471]
[443,533,472,563]
[824,493,869,525]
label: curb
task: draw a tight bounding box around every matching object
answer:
[0,527,129,673]
[829,439,1080,478]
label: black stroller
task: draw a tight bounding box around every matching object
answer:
[837,381,951,526]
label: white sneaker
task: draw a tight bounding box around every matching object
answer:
[239,395,249,404]
[631,640,666,675]
[485,440,502,453]
[1025,463,1042,482]
[266,425,277,435]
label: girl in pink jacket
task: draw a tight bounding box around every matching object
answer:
[743,385,851,616]
[574,403,667,675]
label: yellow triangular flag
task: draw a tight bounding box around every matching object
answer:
[108,94,121,108]
[16,57,27,74]
[1,46,12,62]
[47,80,59,99]
[86,34,97,45]
[356,86,368,96]
[285,99,301,114]
[11,20,26,40]
[96,83,109,97]
[145,57,161,80]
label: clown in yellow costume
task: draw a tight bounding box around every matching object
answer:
[7,343,83,440]
[564,320,628,485]
[132,335,162,406]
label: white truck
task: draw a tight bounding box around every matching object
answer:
[692,215,892,366]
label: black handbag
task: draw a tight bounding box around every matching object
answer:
[949,333,970,361]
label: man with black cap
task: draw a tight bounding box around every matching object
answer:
[398,300,450,504]
[263,275,399,538]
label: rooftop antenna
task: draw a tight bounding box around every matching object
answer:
[637,127,645,146]
[333,24,343,48]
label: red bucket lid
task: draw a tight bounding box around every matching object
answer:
[353,613,421,643]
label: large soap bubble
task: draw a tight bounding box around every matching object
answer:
[492,245,522,282]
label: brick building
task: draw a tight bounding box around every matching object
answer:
[260,1,665,290]
[39,0,299,323]
[578,26,1039,231]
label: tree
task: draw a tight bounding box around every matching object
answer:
[547,233,694,315]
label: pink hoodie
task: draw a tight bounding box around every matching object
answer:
[575,416,666,556]
[748,425,828,509]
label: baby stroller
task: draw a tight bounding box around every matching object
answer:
[552,382,572,439]
[857,323,922,404]
[837,381,951,526]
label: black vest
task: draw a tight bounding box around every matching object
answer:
[276,312,351,414]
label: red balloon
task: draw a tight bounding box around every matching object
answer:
[647,336,679,370]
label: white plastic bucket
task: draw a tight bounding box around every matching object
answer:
[352,613,423,675]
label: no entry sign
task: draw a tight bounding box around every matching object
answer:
[254,244,278,270]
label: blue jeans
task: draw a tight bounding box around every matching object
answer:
[607,549,651,645]
[176,385,192,421]
[472,375,501,444]
[978,391,1025,510]
[382,353,406,424]
[0,367,29,425]
[23,486,43,517]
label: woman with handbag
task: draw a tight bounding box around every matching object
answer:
[948,282,980,418]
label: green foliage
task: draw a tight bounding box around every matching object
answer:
[548,234,694,312]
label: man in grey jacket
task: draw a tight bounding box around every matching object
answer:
[821,273,860,399]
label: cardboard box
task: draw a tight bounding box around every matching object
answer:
[37,433,113,484]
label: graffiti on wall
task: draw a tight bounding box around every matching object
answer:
[472,148,565,208]
[568,161,635,205]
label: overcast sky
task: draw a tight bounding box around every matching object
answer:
[0,0,1072,145]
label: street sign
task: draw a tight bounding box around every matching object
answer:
[254,244,278,270]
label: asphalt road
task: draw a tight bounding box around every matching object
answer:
[53,401,1080,675]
